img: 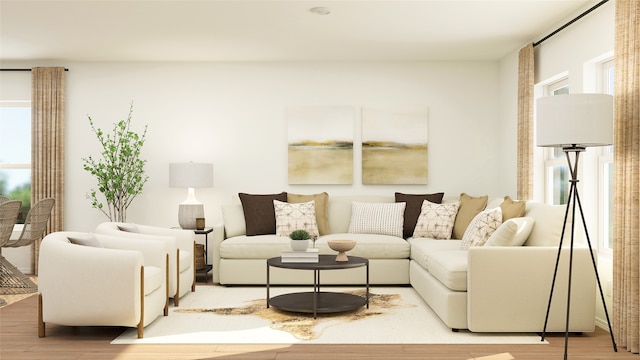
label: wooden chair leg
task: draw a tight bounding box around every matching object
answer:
[174,248,180,306]
[192,241,196,292]
[138,266,144,339]
[164,254,169,316]
[38,293,45,337]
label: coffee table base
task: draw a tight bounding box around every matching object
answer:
[269,291,367,314]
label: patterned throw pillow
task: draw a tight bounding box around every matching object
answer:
[460,207,503,249]
[348,202,406,237]
[273,200,319,238]
[413,201,460,240]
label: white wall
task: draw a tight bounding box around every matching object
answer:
[2,60,504,237]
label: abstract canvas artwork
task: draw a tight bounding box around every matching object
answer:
[287,106,354,184]
[361,108,428,185]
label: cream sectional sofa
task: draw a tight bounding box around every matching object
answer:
[211,193,596,333]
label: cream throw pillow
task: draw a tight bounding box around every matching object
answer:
[413,201,460,240]
[273,200,319,238]
[68,234,103,247]
[485,217,536,246]
[348,202,406,237]
[461,207,502,249]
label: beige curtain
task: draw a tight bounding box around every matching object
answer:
[613,0,640,354]
[31,67,65,274]
[517,43,534,200]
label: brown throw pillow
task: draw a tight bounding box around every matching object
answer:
[239,192,287,236]
[452,193,488,240]
[500,196,526,221]
[395,192,445,238]
[288,192,330,236]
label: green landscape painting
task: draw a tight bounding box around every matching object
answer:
[287,106,354,184]
[361,108,428,185]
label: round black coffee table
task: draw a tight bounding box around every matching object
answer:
[266,255,369,318]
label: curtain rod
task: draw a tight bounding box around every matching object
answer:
[534,0,609,47]
[0,68,69,71]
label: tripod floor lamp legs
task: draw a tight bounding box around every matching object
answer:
[540,147,617,359]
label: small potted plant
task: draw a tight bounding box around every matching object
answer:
[289,229,311,251]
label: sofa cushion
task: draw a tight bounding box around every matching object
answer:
[413,201,460,240]
[484,216,535,247]
[500,196,526,221]
[179,249,191,272]
[288,192,330,236]
[318,233,410,259]
[395,192,445,239]
[348,202,405,238]
[222,203,246,238]
[239,192,287,236]
[143,265,164,296]
[273,200,319,238]
[409,238,467,291]
[452,193,488,240]
[460,207,502,249]
[220,235,291,259]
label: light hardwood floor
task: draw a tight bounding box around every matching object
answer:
[1,290,634,360]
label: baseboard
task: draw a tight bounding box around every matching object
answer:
[595,316,611,332]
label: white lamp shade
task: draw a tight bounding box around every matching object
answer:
[169,163,213,188]
[536,94,613,148]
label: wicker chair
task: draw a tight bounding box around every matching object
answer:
[0,200,22,247]
[3,198,55,249]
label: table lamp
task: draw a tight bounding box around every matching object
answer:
[536,93,616,358]
[169,162,213,229]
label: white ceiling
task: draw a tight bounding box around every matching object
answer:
[0,0,595,63]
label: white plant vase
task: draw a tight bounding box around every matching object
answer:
[290,239,309,252]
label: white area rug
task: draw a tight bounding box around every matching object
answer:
[112,285,547,345]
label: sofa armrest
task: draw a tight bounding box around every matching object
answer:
[467,246,596,332]
[211,224,225,283]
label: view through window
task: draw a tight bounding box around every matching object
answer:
[0,102,31,223]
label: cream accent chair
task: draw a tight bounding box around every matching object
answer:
[95,222,196,306]
[38,231,169,338]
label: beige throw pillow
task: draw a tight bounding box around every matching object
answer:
[413,201,460,240]
[452,193,488,240]
[288,192,329,236]
[500,196,526,221]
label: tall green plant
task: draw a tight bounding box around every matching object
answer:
[82,103,149,222]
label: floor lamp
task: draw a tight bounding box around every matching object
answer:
[536,93,617,359]
[169,162,213,229]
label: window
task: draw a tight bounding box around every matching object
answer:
[0,102,31,223]
[543,78,570,205]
